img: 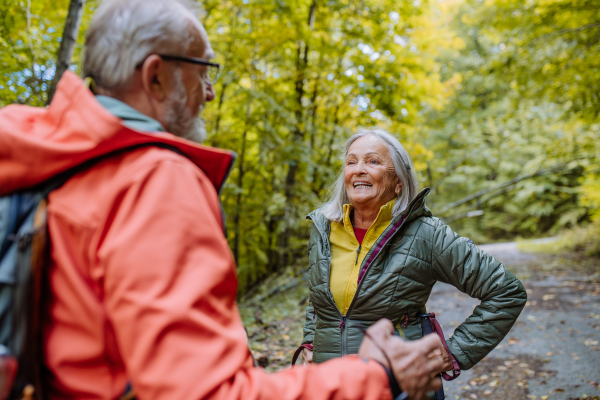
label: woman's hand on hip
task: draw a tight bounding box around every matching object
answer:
[301,348,313,365]
[431,345,453,372]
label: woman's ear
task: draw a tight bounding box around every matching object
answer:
[395,181,402,196]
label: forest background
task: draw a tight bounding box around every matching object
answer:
[1,0,599,295]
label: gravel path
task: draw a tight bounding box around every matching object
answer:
[428,242,600,400]
[243,242,600,399]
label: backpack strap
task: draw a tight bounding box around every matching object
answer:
[37,142,185,198]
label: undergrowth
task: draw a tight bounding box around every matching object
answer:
[517,220,600,258]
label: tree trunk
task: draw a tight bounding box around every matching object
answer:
[312,105,339,196]
[46,0,86,105]
[278,1,317,270]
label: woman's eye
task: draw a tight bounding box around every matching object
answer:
[369,159,378,164]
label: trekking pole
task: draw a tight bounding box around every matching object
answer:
[418,313,445,400]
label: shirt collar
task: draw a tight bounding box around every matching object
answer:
[95,95,166,133]
[342,199,396,234]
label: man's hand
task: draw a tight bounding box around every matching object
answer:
[358,319,445,400]
[357,319,395,368]
[387,333,445,400]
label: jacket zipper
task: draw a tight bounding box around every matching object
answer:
[343,197,423,330]
[308,191,425,357]
[308,216,347,354]
[355,245,361,264]
[340,316,347,355]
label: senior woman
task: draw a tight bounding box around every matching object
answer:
[298,128,527,375]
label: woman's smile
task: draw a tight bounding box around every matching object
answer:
[344,135,400,209]
[352,181,373,189]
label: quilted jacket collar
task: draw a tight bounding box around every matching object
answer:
[308,188,432,233]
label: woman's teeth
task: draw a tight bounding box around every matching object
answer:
[354,183,372,188]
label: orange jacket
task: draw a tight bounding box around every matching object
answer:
[0,72,392,400]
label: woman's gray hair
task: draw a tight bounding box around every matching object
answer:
[321,128,419,222]
[82,0,200,90]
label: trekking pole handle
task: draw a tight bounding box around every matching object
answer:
[418,313,445,400]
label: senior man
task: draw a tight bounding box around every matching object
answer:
[0,0,445,399]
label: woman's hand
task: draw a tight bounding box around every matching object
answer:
[430,345,453,372]
[301,347,313,365]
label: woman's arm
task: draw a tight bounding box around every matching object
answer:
[430,222,527,370]
[303,299,316,345]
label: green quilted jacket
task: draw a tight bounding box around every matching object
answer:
[302,188,527,369]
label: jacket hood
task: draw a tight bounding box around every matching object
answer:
[308,188,432,230]
[0,71,235,196]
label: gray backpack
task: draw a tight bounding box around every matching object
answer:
[0,143,180,400]
[0,170,70,400]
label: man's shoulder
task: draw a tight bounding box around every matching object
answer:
[116,145,207,181]
[48,146,213,227]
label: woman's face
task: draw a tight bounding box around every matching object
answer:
[344,135,401,211]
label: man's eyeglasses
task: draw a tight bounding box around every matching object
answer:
[158,54,221,85]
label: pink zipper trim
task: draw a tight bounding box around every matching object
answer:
[357,214,408,284]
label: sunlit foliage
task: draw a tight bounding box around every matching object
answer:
[423,0,600,243]
[200,0,457,290]
[1,0,598,292]
[0,0,97,106]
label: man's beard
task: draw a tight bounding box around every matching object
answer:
[164,69,207,143]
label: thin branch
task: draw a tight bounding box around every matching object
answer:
[437,157,595,215]
[527,23,600,48]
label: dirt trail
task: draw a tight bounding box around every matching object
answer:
[429,242,600,400]
[243,243,600,400]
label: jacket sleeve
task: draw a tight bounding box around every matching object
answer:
[302,299,316,345]
[302,223,319,345]
[98,157,392,400]
[429,222,527,370]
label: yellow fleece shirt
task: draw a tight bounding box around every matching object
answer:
[329,200,395,315]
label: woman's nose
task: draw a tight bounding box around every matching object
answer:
[355,161,368,174]
[205,82,216,102]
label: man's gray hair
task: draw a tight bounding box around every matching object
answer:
[321,128,419,222]
[83,0,200,90]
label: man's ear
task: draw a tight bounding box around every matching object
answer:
[140,54,170,101]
